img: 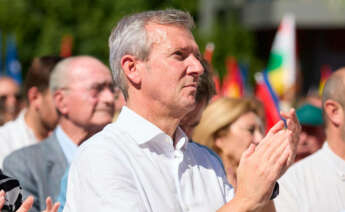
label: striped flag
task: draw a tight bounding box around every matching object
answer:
[266,14,296,99]
[318,65,332,96]
[221,56,244,98]
[255,72,281,131]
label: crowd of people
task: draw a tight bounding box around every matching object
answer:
[0,8,343,212]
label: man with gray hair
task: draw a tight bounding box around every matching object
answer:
[3,56,115,212]
[65,9,300,212]
[274,68,345,212]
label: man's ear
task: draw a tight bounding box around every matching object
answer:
[121,55,142,86]
[27,87,42,110]
[324,99,344,127]
[53,90,68,115]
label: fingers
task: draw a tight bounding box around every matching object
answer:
[266,120,285,136]
[17,196,34,212]
[43,197,60,212]
[280,108,301,132]
[45,196,53,210]
[0,190,5,209]
[242,144,256,160]
[52,202,60,212]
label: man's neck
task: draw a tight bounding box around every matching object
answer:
[326,128,345,160]
[59,119,95,146]
[126,99,182,138]
[24,107,50,141]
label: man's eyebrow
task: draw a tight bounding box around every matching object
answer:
[170,46,201,56]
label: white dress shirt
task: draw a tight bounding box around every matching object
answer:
[0,110,37,168]
[64,106,233,212]
[275,143,345,212]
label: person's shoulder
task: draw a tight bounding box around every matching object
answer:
[0,118,17,137]
[279,147,325,186]
[80,123,123,147]
[3,134,54,163]
[76,123,130,158]
[188,140,225,171]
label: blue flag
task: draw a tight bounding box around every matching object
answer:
[0,31,2,74]
[5,36,22,84]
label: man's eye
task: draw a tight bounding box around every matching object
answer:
[174,51,185,59]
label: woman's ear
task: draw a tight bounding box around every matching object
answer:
[121,55,142,86]
[215,135,224,150]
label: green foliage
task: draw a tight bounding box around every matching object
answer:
[195,14,264,86]
[0,0,261,85]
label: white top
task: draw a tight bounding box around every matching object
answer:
[64,106,233,212]
[0,110,37,168]
[275,143,345,212]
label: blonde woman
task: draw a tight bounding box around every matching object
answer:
[193,97,276,211]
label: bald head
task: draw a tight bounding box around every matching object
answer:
[322,68,345,110]
[0,76,20,114]
[50,56,110,93]
[0,77,19,96]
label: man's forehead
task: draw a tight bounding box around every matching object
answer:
[146,23,197,47]
[68,65,112,86]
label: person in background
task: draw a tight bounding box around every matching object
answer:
[295,103,325,161]
[193,97,275,211]
[0,56,62,168]
[274,67,345,212]
[0,76,22,125]
[3,56,115,212]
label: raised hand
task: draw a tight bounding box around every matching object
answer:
[280,108,301,168]
[42,197,60,212]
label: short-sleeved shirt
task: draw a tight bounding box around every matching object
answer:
[64,106,233,212]
[275,143,345,212]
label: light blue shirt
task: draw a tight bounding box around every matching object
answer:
[56,126,77,212]
[56,126,78,164]
[58,167,69,212]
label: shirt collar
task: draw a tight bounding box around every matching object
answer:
[116,106,189,151]
[56,125,78,164]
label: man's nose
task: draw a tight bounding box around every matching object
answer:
[186,55,204,76]
[99,87,115,104]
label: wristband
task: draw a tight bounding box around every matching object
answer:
[270,182,279,200]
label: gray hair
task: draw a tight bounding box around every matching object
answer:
[49,57,73,93]
[108,9,195,100]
